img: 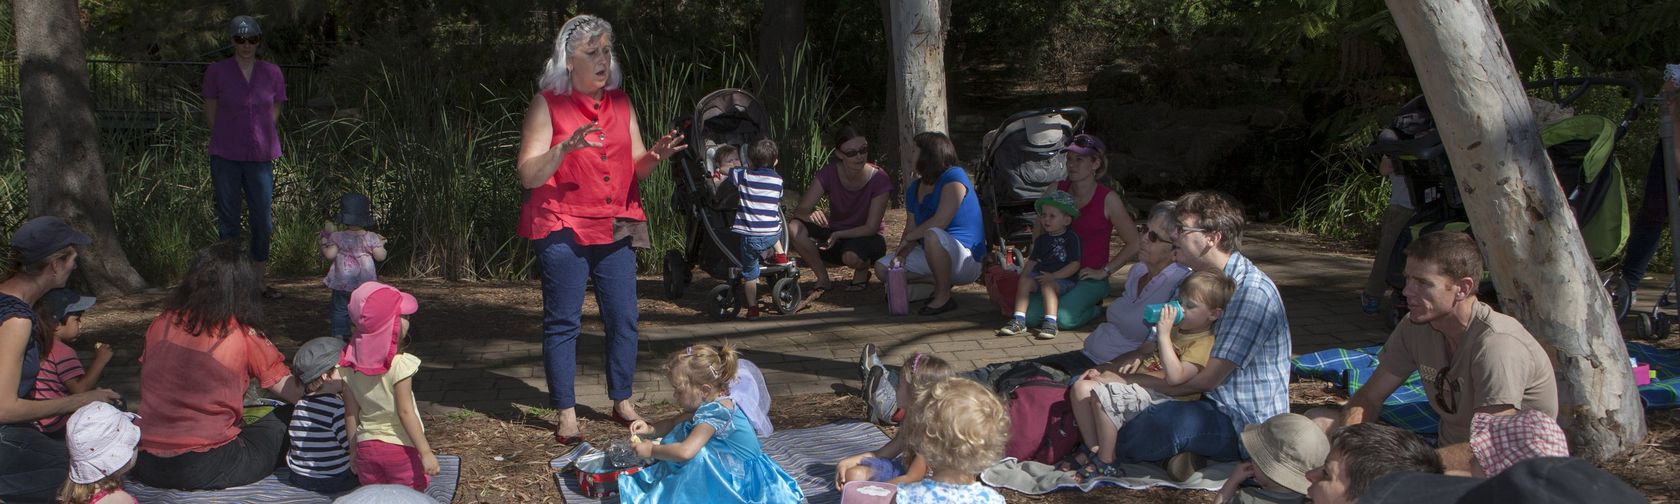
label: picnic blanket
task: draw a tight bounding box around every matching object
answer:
[980,457,1235,495]
[1627,342,1680,409]
[1292,346,1440,434]
[551,420,891,504]
[123,455,460,503]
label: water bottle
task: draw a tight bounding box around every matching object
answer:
[1142,300,1183,325]
[886,258,910,315]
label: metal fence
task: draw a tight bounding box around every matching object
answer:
[0,57,316,129]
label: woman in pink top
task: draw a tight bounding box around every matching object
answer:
[131,242,304,490]
[1059,134,1141,280]
[203,15,287,299]
[515,15,687,445]
[788,126,894,293]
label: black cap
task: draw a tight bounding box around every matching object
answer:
[39,288,96,322]
[336,193,374,228]
[1362,457,1647,504]
[9,216,91,265]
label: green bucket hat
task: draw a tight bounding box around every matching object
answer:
[1035,190,1079,219]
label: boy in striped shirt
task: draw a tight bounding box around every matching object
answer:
[29,288,110,436]
[287,337,357,493]
[730,138,785,320]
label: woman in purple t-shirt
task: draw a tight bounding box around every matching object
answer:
[203,15,287,299]
[788,126,894,293]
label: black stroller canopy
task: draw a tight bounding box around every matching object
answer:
[692,89,772,147]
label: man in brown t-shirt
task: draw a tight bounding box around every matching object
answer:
[1336,232,1557,474]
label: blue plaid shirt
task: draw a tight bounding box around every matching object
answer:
[1205,252,1293,437]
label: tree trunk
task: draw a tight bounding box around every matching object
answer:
[888,0,950,191]
[756,0,806,105]
[12,0,148,296]
[1385,0,1646,461]
[877,0,901,205]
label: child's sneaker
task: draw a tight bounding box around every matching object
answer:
[745,306,762,321]
[1033,321,1059,340]
[1359,292,1380,315]
[997,318,1028,336]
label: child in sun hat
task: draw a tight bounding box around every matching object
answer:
[287,336,356,493]
[1215,413,1330,504]
[997,190,1083,339]
[320,192,388,340]
[29,288,111,436]
[58,402,141,504]
[340,281,437,491]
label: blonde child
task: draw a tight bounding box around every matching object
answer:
[997,191,1082,339]
[1066,270,1236,480]
[320,192,388,340]
[287,337,356,493]
[59,402,140,504]
[29,288,112,436]
[340,281,436,491]
[619,344,804,503]
[835,352,955,488]
[894,377,1009,504]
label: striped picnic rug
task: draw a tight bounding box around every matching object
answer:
[123,455,459,503]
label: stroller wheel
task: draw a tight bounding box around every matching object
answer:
[663,251,688,300]
[1600,271,1631,321]
[1632,312,1655,340]
[772,277,802,314]
[708,284,740,321]
[1655,312,1672,340]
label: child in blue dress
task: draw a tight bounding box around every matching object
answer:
[620,344,804,504]
[893,377,1009,504]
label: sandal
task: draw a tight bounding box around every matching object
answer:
[1056,445,1098,472]
[843,270,872,292]
[1074,454,1126,482]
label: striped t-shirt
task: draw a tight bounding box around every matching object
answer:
[730,167,784,237]
[287,393,351,479]
[30,341,84,433]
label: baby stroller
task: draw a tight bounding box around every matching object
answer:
[659,88,802,320]
[975,107,1087,261]
[1367,77,1644,326]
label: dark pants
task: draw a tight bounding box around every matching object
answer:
[329,289,352,338]
[210,155,276,262]
[288,469,359,494]
[0,424,69,503]
[133,411,288,490]
[1624,146,1669,289]
[536,229,639,409]
[1114,399,1242,463]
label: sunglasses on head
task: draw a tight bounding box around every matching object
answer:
[1144,230,1169,243]
[233,36,262,45]
[838,145,868,158]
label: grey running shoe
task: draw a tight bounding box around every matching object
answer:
[997,319,1028,336]
[1034,321,1059,339]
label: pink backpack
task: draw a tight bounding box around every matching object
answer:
[1002,377,1081,465]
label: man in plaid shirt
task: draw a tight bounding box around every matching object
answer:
[1101,191,1293,464]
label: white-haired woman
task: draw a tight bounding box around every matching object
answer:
[515,15,686,445]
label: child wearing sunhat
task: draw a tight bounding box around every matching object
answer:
[1215,413,1329,504]
[59,402,140,504]
[340,282,437,491]
[997,190,1082,339]
[319,192,388,339]
[287,337,357,493]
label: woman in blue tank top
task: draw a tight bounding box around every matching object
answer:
[876,132,984,315]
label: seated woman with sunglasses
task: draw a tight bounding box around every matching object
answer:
[787,126,894,294]
[986,133,1144,332]
[1325,231,1557,476]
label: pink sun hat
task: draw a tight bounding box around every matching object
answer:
[340,281,418,375]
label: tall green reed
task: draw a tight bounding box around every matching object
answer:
[1286,149,1391,244]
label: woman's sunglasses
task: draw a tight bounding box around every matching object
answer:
[838,145,868,158]
[233,36,262,45]
[1144,230,1170,244]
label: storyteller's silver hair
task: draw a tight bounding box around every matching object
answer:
[538,15,622,95]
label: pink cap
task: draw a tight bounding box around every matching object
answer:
[340,281,418,375]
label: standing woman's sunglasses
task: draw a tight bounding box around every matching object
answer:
[233,36,262,45]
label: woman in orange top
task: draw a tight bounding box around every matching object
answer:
[131,242,305,490]
[515,14,686,445]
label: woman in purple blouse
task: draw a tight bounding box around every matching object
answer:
[204,15,286,299]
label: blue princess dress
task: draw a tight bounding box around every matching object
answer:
[617,400,805,504]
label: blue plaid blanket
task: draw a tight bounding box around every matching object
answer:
[1627,342,1680,409]
[1292,346,1440,434]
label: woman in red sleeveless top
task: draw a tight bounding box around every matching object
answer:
[515,15,687,445]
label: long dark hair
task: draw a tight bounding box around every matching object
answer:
[912,131,959,180]
[164,241,266,338]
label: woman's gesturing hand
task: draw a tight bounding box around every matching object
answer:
[557,122,605,155]
[650,128,688,160]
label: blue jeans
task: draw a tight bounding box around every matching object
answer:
[210,156,275,262]
[329,289,351,338]
[737,233,779,281]
[0,424,68,503]
[535,229,639,409]
[1114,399,1242,463]
[1623,146,1668,288]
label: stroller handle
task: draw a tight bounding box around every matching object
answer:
[999,107,1088,133]
[1523,77,1646,142]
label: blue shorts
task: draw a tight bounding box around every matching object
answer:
[1027,270,1077,294]
[859,456,907,482]
[737,233,780,280]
